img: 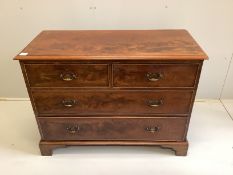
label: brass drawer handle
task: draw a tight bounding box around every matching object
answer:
[66,125,79,134]
[146,72,163,81]
[147,99,163,107]
[62,99,76,107]
[60,71,77,81]
[145,126,160,133]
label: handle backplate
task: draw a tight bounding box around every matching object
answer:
[62,99,76,107]
[66,125,79,134]
[147,99,163,107]
[60,71,77,81]
[146,72,163,82]
[145,126,160,133]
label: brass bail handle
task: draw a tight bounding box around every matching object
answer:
[146,72,163,81]
[147,99,163,107]
[145,126,160,133]
[60,71,77,81]
[62,99,76,107]
[66,125,80,134]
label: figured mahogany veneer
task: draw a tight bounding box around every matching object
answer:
[15,30,207,156]
[14,30,207,60]
[25,64,109,87]
[39,117,187,141]
[113,63,199,88]
[31,90,194,116]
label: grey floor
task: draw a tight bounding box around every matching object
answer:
[0,100,233,175]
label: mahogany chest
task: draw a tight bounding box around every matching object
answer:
[15,30,208,156]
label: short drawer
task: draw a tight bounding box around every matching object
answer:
[113,64,199,88]
[24,64,109,87]
[32,90,193,116]
[39,117,187,141]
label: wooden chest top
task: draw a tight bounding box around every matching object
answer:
[14,30,208,60]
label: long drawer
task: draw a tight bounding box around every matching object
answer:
[24,64,109,87]
[113,64,199,88]
[39,117,187,141]
[32,90,193,116]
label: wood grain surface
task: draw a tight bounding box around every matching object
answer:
[25,63,109,87]
[32,90,193,116]
[15,30,208,60]
[38,117,187,141]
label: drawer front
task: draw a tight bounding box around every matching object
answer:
[39,117,187,141]
[32,90,193,116]
[113,64,199,88]
[24,64,109,87]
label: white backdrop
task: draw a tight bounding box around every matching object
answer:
[0,0,233,98]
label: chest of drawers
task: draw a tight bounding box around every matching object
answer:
[15,30,207,156]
